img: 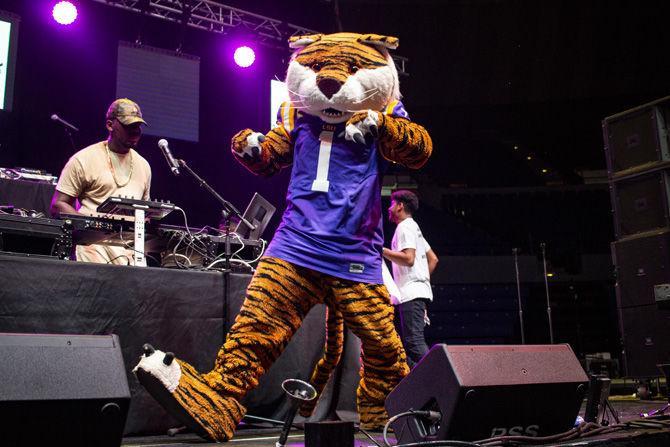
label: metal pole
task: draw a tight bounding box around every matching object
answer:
[540,242,554,344]
[513,248,525,344]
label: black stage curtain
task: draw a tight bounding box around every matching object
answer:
[0,254,359,435]
[0,179,55,216]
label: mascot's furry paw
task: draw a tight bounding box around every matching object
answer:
[231,129,265,162]
[134,344,243,442]
[344,110,382,144]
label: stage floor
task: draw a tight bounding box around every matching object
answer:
[121,399,670,447]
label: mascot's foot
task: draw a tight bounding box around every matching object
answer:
[133,344,244,442]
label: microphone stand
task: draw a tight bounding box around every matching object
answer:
[52,114,79,152]
[176,158,256,344]
[513,248,525,344]
[277,379,317,447]
[175,159,255,272]
[64,128,77,152]
[540,242,554,344]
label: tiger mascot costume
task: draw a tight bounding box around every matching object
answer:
[134,32,432,442]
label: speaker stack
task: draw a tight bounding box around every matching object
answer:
[603,95,670,377]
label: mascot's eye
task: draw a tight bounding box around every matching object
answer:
[350,65,359,73]
[311,62,323,71]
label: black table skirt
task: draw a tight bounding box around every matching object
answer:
[0,254,360,435]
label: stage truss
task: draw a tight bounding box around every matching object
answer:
[91,0,408,75]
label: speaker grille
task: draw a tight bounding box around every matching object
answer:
[0,333,129,401]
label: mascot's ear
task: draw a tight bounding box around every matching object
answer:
[289,34,324,49]
[358,34,399,50]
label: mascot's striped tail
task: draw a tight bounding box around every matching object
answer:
[299,305,345,418]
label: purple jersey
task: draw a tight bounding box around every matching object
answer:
[264,100,410,283]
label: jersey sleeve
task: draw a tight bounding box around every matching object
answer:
[383,100,411,120]
[275,101,298,137]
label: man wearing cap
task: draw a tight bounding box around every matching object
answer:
[50,98,152,265]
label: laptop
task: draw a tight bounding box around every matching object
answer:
[233,193,276,240]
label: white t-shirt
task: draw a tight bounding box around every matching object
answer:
[56,141,152,265]
[391,217,433,303]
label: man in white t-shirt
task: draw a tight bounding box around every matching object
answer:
[50,98,152,265]
[383,189,439,367]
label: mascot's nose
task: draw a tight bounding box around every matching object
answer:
[317,77,343,99]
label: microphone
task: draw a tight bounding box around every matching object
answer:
[157,139,180,175]
[50,114,79,132]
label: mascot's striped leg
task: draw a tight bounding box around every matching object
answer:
[299,305,344,418]
[328,278,410,430]
[203,258,324,401]
[135,257,324,441]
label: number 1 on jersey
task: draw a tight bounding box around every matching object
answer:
[311,130,333,192]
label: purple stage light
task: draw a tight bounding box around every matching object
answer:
[52,1,78,25]
[234,46,255,68]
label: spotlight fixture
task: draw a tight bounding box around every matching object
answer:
[234,46,255,68]
[52,1,78,25]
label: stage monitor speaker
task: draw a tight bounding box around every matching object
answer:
[603,96,670,174]
[0,333,130,447]
[385,344,588,443]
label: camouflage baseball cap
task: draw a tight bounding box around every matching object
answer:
[106,98,148,126]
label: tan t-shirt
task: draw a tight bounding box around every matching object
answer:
[56,140,152,265]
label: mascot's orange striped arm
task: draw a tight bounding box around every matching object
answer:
[230,126,293,177]
[345,109,433,169]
